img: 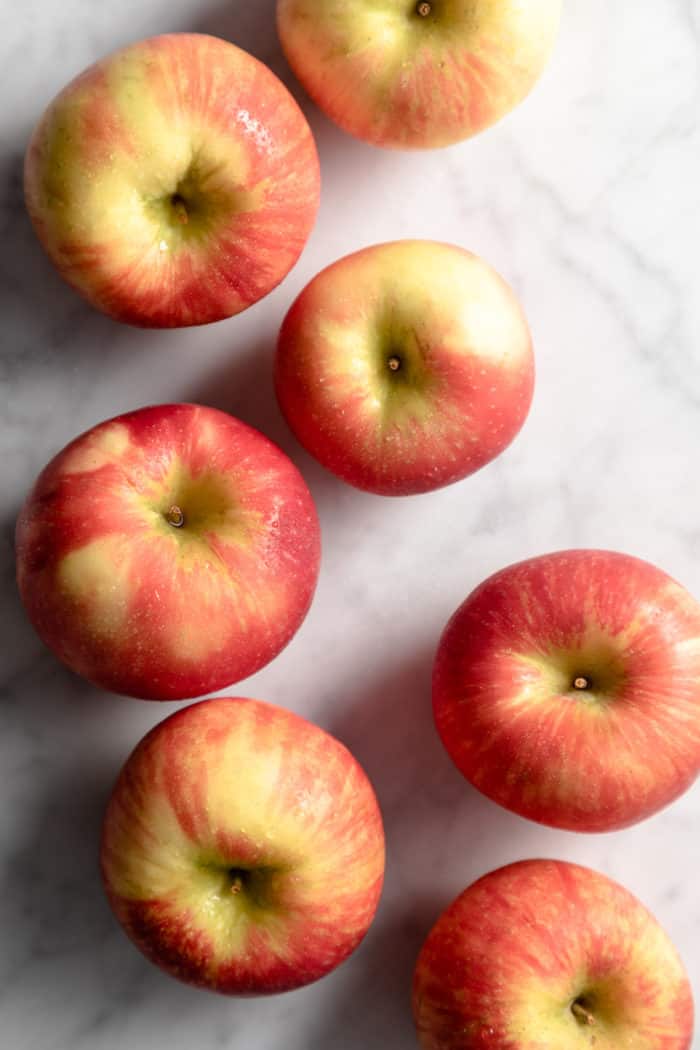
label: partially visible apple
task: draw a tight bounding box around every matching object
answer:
[433,549,700,831]
[25,33,320,327]
[277,0,561,149]
[413,859,694,1050]
[275,240,534,496]
[101,697,385,994]
[16,404,320,700]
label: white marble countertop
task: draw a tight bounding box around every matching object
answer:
[1,1,698,1047]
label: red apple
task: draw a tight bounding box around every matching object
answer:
[433,549,700,831]
[413,859,694,1050]
[277,0,561,149]
[101,696,385,994]
[16,404,320,700]
[24,33,320,327]
[275,240,534,496]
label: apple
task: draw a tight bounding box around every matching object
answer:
[277,0,561,150]
[101,696,385,994]
[433,549,700,831]
[275,240,534,496]
[24,33,320,327]
[413,859,694,1050]
[16,403,321,700]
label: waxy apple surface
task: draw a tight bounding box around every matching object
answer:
[25,33,320,327]
[433,549,700,831]
[275,241,534,496]
[101,697,386,994]
[277,0,561,149]
[413,859,694,1050]
[16,404,320,700]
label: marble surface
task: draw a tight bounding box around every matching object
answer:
[1,0,699,1046]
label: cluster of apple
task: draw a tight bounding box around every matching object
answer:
[15,4,698,1048]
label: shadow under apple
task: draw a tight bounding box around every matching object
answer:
[0,754,230,1042]
[302,895,443,1050]
[0,497,135,715]
[305,643,553,1049]
[0,500,81,713]
[327,642,548,869]
[182,333,350,524]
[189,0,286,80]
[188,0,403,211]
[0,144,139,376]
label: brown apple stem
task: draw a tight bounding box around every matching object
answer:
[573,676,590,690]
[388,356,402,372]
[166,505,185,528]
[230,877,243,895]
[171,195,189,224]
[416,1,432,15]
[571,1002,595,1026]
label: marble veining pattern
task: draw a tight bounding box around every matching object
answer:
[1,1,698,1047]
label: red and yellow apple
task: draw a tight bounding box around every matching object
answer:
[277,0,561,149]
[433,549,700,831]
[413,859,694,1050]
[101,696,385,994]
[275,240,534,496]
[24,33,320,327]
[16,403,320,700]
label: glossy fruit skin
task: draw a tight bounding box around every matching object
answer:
[277,0,561,149]
[101,697,386,995]
[24,33,320,327]
[433,549,700,831]
[413,859,694,1050]
[275,241,534,496]
[16,404,321,700]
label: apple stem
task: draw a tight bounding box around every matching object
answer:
[166,505,185,528]
[573,676,591,690]
[230,877,243,895]
[571,1001,595,1026]
[171,195,189,225]
[388,356,402,372]
[416,1,432,15]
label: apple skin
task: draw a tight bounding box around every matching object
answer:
[412,859,694,1050]
[24,33,320,327]
[275,241,534,496]
[433,549,700,832]
[15,404,321,701]
[101,696,385,995]
[277,0,561,150]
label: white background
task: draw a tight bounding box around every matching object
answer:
[1,1,698,1047]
